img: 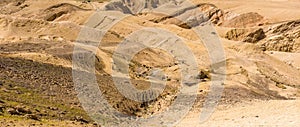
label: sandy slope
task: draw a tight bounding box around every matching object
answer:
[0,0,299,126]
[178,99,300,126]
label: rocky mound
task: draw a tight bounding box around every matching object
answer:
[104,0,177,14]
[103,0,268,29]
[225,19,300,52]
[104,0,225,28]
[0,0,28,15]
[259,20,300,52]
[36,3,92,21]
[225,28,266,43]
[159,3,224,28]
[221,12,266,28]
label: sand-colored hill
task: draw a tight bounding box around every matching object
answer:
[0,0,299,126]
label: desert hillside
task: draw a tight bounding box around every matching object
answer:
[0,0,299,126]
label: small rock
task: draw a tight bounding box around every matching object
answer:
[93,122,101,127]
[0,105,5,113]
[25,114,40,121]
[16,106,32,114]
[7,108,20,115]
[2,88,9,93]
[53,36,64,42]
[74,116,89,123]
[47,106,58,111]
[59,110,67,115]
[197,70,210,80]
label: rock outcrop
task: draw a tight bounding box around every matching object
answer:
[104,0,225,28]
[221,12,265,28]
[259,20,300,52]
[225,28,266,43]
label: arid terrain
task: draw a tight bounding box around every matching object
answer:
[0,0,299,126]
